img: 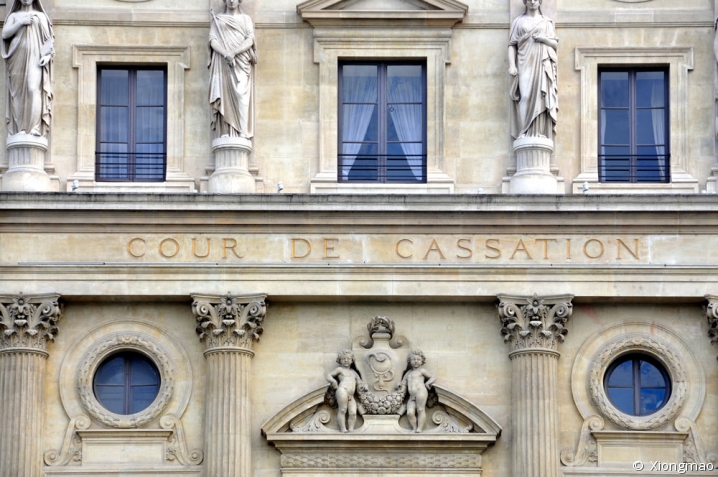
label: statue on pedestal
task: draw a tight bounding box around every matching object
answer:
[2,0,54,138]
[508,0,558,141]
[209,0,256,140]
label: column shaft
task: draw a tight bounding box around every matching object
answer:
[204,349,252,477]
[0,350,48,477]
[511,350,560,477]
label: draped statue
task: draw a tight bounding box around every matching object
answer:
[208,0,257,140]
[2,0,54,138]
[508,0,558,140]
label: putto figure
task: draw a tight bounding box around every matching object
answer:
[400,350,436,433]
[209,0,257,139]
[2,0,54,137]
[326,349,364,433]
[508,0,558,140]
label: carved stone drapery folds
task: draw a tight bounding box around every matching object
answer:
[706,295,718,350]
[0,293,61,477]
[191,292,266,477]
[498,293,573,477]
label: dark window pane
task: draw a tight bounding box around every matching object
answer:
[130,386,160,414]
[100,107,128,143]
[387,105,422,142]
[387,65,422,103]
[344,143,378,181]
[640,388,667,415]
[130,356,160,385]
[607,387,634,415]
[136,106,165,143]
[640,360,666,388]
[343,105,377,142]
[95,386,125,415]
[636,109,666,146]
[100,70,129,105]
[636,72,665,108]
[95,356,125,385]
[607,360,633,387]
[342,65,378,103]
[601,72,628,108]
[387,142,423,182]
[601,110,629,145]
[136,70,165,106]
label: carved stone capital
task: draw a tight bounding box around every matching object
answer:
[191,292,267,353]
[706,295,718,348]
[0,293,62,352]
[497,293,573,353]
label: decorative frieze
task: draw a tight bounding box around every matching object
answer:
[497,293,573,353]
[280,453,482,469]
[191,292,267,352]
[0,293,62,351]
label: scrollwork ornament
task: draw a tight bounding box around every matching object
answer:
[76,333,174,428]
[192,292,267,351]
[0,293,61,351]
[497,293,573,352]
[588,334,687,431]
[560,415,604,467]
[44,414,90,466]
[160,415,204,465]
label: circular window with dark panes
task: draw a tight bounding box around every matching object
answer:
[604,354,671,416]
[93,352,161,415]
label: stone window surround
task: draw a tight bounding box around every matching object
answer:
[68,45,195,192]
[309,30,454,194]
[573,47,699,194]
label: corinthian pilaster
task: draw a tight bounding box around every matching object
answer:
[497,293,573,477]
[191,292,267,477]
[706,295,718,352]
[0,293,62,477]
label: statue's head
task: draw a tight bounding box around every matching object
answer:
[336,349,355,365]
[523,0,542,14]
[407,350,427,367]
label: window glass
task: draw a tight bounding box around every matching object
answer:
[94,352,161,415]
[97,67,167,182]
[339,62,426,183]
[599,69,668,183]
[604,355,670,416]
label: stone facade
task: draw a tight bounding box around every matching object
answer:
[0,1,717,477]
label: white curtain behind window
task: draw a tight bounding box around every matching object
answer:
[651,83,666,181]
[342,73,377,180]
[388,78,423,180]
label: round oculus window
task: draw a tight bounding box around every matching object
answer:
[604,354,671,417]
[93,351,161,415]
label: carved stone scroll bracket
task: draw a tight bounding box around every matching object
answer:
[497,293,574,353]
[0,293,62,351]
[161,415,204,465]
[560,415,604,467]
[705,295,718,353]
[675,417,718,466]
[356,316,407,350]
[191,292,267,352]
[44,415,91,466]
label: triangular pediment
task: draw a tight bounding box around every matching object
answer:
[297,0,468,27]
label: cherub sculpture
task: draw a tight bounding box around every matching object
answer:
[326,349,364,433]
[400,350,436,433]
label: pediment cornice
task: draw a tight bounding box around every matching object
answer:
[297,0,468,28]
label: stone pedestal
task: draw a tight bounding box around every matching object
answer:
[497,294,573,477]
[209,137,255,193]
[0,293,62,477]
[191,293,267,477]
[2,134,52,191]
[509,137,558,194]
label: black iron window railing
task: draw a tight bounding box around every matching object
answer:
[338,154,427,183]
[598,154,670,183]
[95,152,167,182]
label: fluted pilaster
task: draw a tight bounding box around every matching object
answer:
[0,293,62,477]
[191,292,267,477]
[497,293,573,477]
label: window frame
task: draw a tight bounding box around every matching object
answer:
[337,60,428,184]
[93,350,161,416]
[597,67,670,184]
[95,65,168,183]
[603,353,672,417]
